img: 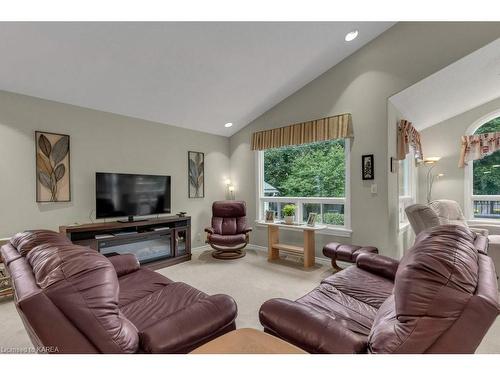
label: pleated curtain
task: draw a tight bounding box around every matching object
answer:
[250,113,353,151]
[396,119,423,163]
[458,132,500,167]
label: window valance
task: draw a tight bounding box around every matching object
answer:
[396,119,423,163]
[250,113,352,151]
[458,132,500,168]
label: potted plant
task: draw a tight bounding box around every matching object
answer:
[282,204,296,225]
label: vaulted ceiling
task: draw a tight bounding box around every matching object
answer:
[390,37,500,130]
[0,22,394,136]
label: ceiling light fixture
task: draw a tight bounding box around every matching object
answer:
[224,122,233,128]
[345,30,359,42]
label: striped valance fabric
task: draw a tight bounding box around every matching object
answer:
[396,119,423,163]
[250,113,353,151]
[458,132,500,167]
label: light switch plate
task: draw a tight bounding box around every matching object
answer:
[371,183,377,194]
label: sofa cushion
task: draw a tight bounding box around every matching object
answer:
[121,282,208,331]
[118,268,173,307]
[322,266,393,309]
[368,225,479,353]
[27,243,139,353]
[10,230,71,257]
[297,283,378,336]
[208,233,246,247]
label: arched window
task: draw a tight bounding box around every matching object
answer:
[466,113,500,220]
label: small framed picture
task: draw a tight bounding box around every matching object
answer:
[265,210,275,222]
[362,154,374,180]
[306,212,317,227]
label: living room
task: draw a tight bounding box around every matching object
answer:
[1,1,500,372]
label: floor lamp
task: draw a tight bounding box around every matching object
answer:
[424,156,443,203]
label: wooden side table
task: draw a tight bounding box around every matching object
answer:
[258,221,326,268]
[190,328,306,354]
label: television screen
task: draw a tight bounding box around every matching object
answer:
[96,173,171,219]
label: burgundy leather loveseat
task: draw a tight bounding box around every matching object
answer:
[259,225,499,353]
[0,230,237,353]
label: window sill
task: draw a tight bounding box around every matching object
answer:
[467,219,500,225]
[254,220,352,238]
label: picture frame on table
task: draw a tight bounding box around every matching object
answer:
[265,210,275,222]
[306,212,317,227]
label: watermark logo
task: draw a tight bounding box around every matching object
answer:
[0,346,59,354]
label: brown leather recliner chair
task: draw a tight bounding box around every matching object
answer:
[1,230,238,353]
[205,200,252,259]
[259,225,499,353]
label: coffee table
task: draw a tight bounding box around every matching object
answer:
[190,328,307,354]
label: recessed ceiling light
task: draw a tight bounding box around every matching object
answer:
[224,122,233,128]
[345,30,359,42]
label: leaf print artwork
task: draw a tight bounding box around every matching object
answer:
[35,132,71,202]
[188,151,204,198]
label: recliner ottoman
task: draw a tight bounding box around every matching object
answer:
[322,242,378,271]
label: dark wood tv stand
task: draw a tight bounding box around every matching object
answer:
[59,216,191,270]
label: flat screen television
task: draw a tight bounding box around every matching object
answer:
[96,172,171,221]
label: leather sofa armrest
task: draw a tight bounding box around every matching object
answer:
[355,253,399,281]
[139,294,237,354]
[242,227,252,234]
[469,227,490,237]
[204,227,215,234]
[259,298,367,354]
[107,254,140,277]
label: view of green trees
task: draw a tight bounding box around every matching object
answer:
[263,139,345,197]
[263,140,346,225]
[473,117,500,195]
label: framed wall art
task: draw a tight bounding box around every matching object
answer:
[362,154,374,180]
[188,151,205,198]
[35,131,71,202]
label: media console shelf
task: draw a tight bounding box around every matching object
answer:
[59,216,191,270]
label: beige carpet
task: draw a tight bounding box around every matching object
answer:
[1,246,499,353]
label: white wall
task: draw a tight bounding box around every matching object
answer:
[229,22,500,258]
[0,90,231,246]
[417,96,500,207]
[3,23,500,257]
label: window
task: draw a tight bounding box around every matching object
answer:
[257,139,350,233]
[398,150,416,226]
[467,115,500,220]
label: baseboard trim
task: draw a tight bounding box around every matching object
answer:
[191,244,211,253]
[248,243,331,266]
[191,243,331,266]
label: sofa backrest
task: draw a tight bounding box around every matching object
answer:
[368,225,498,353]
[428,199,467,226]
[10,229,72,256]
[405,204,440,235]
[2,230,139,353]
[211,200,248,235]
[405,200,469,236]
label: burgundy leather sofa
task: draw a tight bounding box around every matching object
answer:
[259,225,499,353]
[205,200,252,259]
[1,230,237,353]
